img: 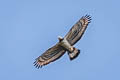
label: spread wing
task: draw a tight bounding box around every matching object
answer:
[33,43,66,68]
[65,15,91,45]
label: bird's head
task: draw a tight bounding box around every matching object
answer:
[58,36,64,42]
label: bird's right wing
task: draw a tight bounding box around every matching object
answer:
[33,43,66,68]
[65,15,91,45]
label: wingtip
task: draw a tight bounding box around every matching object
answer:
[83,14,92,24]
[33,60,43,69]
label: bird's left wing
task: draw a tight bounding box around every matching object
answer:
[65,15,91,45]
[33,43,66,68]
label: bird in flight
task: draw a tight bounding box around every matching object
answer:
[33,15,91,68]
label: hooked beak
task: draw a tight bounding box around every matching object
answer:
[58,36,63,42]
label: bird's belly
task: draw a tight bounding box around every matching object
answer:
[60,39,73,52]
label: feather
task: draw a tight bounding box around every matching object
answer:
[33,43,66,68]
[65,15,92,45]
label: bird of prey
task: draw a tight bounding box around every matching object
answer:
[33,15,91,68]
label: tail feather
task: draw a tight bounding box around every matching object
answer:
[68,47,80,60]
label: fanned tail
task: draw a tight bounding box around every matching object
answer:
[68,47,80,60]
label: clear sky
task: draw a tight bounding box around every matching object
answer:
[0,0,120,80]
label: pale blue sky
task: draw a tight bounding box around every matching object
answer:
[0,0,120,80]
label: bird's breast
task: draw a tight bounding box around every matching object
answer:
[59,38,73,52]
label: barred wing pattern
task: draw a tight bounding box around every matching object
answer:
[34,43,66,68]
[65,15,91,45]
